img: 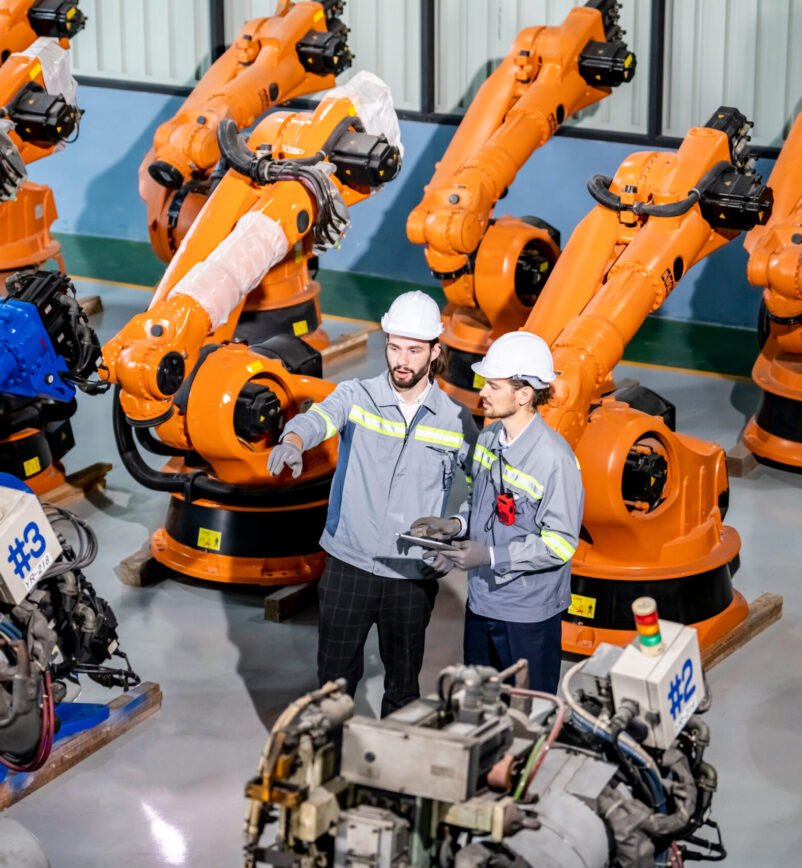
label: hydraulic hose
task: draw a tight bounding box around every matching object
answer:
[112,386,331,507]
[587,161,733,218]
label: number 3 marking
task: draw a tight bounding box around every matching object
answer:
[23,522,46,558]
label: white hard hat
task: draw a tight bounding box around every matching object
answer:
[472,331,556,388]
[381,291,444,341]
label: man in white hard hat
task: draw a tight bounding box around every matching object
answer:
[268,291,477,716]
[411,331,583,693]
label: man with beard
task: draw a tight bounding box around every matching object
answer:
[268,291,476,716]
[411,332,583,693]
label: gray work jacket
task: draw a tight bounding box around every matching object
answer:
[281,373,477,579]
[458,413,584,623]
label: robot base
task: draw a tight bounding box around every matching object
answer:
[742,389,802,470]
[562,555,749,657]
[0,427,66,495]
[150,494,329,585]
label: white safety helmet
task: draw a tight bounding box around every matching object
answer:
[381,291,444,341]
[471,331,556,388]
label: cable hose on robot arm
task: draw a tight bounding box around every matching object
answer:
[112,386,331,507]
[587,161,734,218]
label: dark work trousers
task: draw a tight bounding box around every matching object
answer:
[463,607,564,694]
[317,556,439,717]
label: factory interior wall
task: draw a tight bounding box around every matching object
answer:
[35,84,773,354]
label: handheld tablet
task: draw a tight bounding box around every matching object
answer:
[397,533,459,553]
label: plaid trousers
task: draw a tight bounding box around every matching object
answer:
[317,556,438,717]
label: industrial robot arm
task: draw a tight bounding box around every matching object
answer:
[103,81,401,492]
[740,112,802,466]
[141,0,353,261]
[0,0,85,57]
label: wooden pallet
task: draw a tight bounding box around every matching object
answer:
[0,681,162,809]
[45,461,112,507]
[264,581,318,622]
[320,326,375,368]
[77,294,104,318]
[725,439,759,479]
[702,592,783,670]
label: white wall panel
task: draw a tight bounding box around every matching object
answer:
[434,0,651,134]
[71,0,211,87]
[663,0,802,146]
[224,0,421,110]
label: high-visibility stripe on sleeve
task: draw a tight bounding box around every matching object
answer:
[414,425,464,449]
[348,405,406,438]
[541,530,576,562]
[309,404,337,439]
[474,444,498,470]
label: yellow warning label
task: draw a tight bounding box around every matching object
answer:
[472,373,486,389]
[568,593,596,619]
[293,319,309,337]
[197,528,222,551]
[29,62,41,80]
[313,9,324,21]
[294,242,304,263]
[67,6,77,19]
[246,361,264,374]
[23,456,41,477]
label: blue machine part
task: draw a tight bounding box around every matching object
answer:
[0,298,75,402]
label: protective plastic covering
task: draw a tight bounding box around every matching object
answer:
[327,71,404,159]
[164,212,289,329]
[19,37,78,109]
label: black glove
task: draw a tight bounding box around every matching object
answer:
[410,516,461,541]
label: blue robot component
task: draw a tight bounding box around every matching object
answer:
[0,297,75,403]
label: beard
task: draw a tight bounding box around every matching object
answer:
[390,363,429,391]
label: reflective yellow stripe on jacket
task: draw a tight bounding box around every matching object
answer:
[414,425,463,449]
[474,444,543,500]
[309,404,337,439]
[348,405,406,438]
[541,529,576,562]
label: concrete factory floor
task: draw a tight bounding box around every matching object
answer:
[6,279,801,867]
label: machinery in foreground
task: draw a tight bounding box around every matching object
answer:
[243,600,724,867]
[407,0,636,407]
[103,75,401,586]
[741,110,802,469]
[0,473,138,773]
[141,0,353,349]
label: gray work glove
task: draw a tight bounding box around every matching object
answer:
[423,551,457,574]
[410,516,461,541]
[267,442,303,479]
[444,540,491,571]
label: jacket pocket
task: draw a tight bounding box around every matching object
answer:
[424,445,457,491]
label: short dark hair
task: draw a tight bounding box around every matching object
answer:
[509,377,552,408]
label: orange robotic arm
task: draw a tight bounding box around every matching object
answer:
[103,87,401,489]
[0,0,85,56]
[141,0,352,262]
[511,108,773,656]
[407,0,635,281]
[740,112,802,466]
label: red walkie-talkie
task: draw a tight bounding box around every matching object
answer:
[497,493,516,525]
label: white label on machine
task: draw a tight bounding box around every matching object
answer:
[610,620,705,750]
[0,474,62,605]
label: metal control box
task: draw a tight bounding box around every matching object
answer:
[610,620,705,749]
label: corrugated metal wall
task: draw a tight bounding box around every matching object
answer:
[434,0,652,134]
[663,0,802,146]
[223,0,421,110]
[71,0,211,87]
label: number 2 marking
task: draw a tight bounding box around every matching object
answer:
[682,658,696,704]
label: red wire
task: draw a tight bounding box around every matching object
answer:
[0,671,56,773]
[508,687,566,793]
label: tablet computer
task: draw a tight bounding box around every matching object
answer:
[397,533,459,552]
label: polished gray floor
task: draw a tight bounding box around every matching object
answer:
[6,282,801,866]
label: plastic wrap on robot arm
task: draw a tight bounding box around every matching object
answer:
[407,3,634,276]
